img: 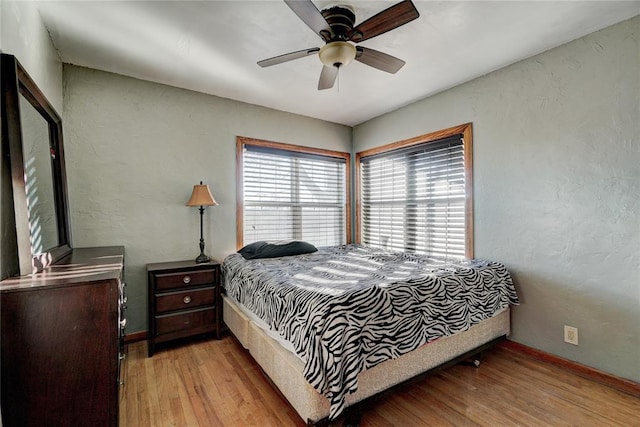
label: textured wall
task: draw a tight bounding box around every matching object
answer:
[62,65,351,333]
[353,17,639,381]
[0,0,63,112]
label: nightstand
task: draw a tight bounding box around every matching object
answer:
[146,260,221,357]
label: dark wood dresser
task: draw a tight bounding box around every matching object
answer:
[147,260,221,357]
[0,246,126,427]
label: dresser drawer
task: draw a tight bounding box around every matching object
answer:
[156,287,215,313]
[154,269,215,291]
[155,307,215,336]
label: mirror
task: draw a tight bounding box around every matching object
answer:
[1,53,72,278]
[19,95,60,254]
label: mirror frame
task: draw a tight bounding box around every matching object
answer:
[1,53,72,276]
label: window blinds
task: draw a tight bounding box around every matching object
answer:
[243,146,347,247]
[360,136,466,260]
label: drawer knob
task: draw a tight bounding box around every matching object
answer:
[183,296,192,304]
[183,276,191,284]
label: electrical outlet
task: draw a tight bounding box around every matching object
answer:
[564,325,579,345]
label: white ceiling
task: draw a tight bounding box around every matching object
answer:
[37,1,639,126]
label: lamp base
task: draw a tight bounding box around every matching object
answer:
[195,253,210,264]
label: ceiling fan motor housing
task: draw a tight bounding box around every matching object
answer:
[321,5,356,40]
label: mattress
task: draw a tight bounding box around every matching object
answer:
[223,244,519,419]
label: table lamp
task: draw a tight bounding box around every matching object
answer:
[186,181,218,263]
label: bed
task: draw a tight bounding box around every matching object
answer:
[222,244,519,425]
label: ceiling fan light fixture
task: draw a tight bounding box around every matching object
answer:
[319,41,356,68]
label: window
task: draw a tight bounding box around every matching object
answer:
[357,124,473,260]
[236,137,351,248]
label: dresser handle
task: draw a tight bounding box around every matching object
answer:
[183,296,192,304]
[183,276,191,284]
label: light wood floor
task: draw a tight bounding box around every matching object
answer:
[120,336,640,426]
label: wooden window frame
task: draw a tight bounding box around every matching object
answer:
[355,123,474,259]
[236,136,351,250]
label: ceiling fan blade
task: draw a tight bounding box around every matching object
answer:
[284,0,333,42]
[257,47,320,68]
[348,0,419,43]
[355,47,405,74]
[318,65,338,90]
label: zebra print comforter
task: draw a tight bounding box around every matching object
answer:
[222,245,519,420]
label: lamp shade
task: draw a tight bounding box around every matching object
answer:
[186,182,218,207]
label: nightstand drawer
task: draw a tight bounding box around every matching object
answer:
[156,287,215,313]
[156,307,215,336]
[155,269,215,290]
[147,259,221,356]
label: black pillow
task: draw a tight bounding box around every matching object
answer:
[238,240,317,260]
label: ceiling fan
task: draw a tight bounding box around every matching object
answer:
[257,0,420,90]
